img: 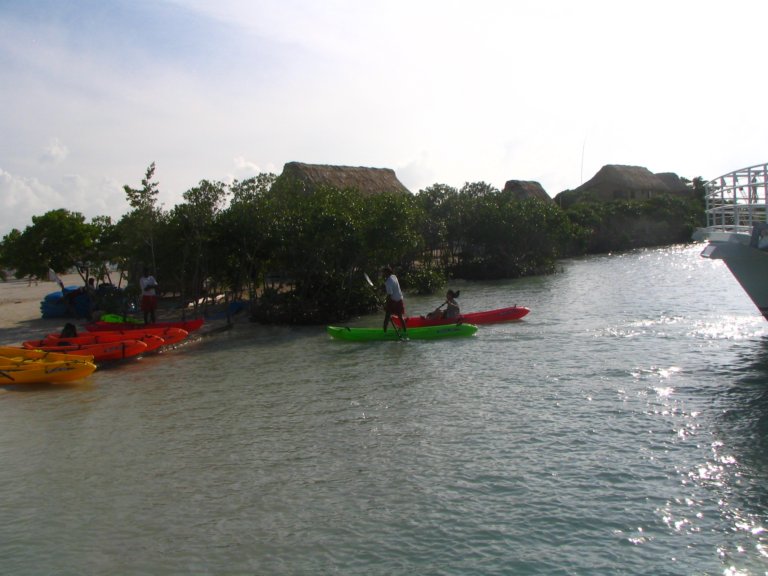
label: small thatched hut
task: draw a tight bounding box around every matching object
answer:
[277,162,411,195]
[502,180,553,202]
[554,164,694,208]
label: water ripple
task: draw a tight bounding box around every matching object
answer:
[2,246,768,574]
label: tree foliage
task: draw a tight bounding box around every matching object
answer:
[1,161,708,325]
[0,209,99,280]
[119,162,163,276]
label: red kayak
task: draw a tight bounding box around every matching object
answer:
[84,318,204,333]
[393,306,530,328]
[21,340,149,362]
[32,334,166,353]
[44,327,189,347]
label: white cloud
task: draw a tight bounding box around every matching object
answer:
[2,0,768,236]
[0,165,129,235]
[0,168,64,233]
[397,151,438,193]
[39,137,69,165]
[233,156,262,174]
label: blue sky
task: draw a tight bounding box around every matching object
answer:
[2,0,767,235]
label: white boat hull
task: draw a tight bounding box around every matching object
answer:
[697,162,768,319]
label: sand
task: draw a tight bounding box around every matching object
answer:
[0,274,86,346]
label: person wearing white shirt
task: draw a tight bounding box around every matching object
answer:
[382,266,406,335]
[139,268,159,324]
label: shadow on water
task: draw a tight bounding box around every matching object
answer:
[0,380,95,393]
[188,319,326,356]
[712,337,768,508]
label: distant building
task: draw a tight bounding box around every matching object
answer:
[276,162,411,196]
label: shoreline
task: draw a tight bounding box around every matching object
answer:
[0,275,229,347]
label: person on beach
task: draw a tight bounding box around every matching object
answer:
[139,268,159,324]
[382,266,406,335]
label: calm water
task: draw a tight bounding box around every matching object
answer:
[2,244,768,575]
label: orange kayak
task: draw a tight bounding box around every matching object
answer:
[42,328,188,349]
[21,340,148,362]
[29,334,166,353]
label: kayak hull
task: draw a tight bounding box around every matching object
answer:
[327,323,478,342]
[0,360,97,384]
[20,340,149,362]
[394,306,530,328]
[42,328,189,348]
[28,334,166,353]
[0,346,94,364]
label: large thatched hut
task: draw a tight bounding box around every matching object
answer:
[554,164,694,208]
[276,162,411,195]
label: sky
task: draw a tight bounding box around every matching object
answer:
[1,0,767,236]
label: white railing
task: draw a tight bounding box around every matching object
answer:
[704,162,768,233]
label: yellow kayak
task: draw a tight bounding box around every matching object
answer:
[0,346,95,364]
[0,360,97,384]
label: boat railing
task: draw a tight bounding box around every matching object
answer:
[703,162,768,233]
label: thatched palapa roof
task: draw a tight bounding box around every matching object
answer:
[554,164,694,208]
[502,180,553,202]
[654,172,689,192]
[580,165,667,193]
[278,162,411,195]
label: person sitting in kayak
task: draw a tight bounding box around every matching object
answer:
[443,290,460,319]
[427,290,460,320]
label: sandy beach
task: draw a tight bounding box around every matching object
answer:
[0,274,86,346]
[0,274,238,347]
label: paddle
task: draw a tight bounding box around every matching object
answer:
[48,268,65,292]
[435,290,460,310]
[364,272,403,339]
[363,272,377,293]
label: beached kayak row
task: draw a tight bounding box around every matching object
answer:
[0,317,205,385]
[2,302,531,382]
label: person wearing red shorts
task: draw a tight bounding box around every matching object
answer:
[382,266,406,335]
[139,268,159,324]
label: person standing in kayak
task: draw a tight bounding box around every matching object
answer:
[382,266,406,335]
[139,268,159,324]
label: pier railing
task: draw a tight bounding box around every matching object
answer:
[704,162,768,233]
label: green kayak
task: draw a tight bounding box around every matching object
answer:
[326,323,478,342]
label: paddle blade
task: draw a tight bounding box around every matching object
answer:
[364,272,374,287]
[48,268,63,286]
